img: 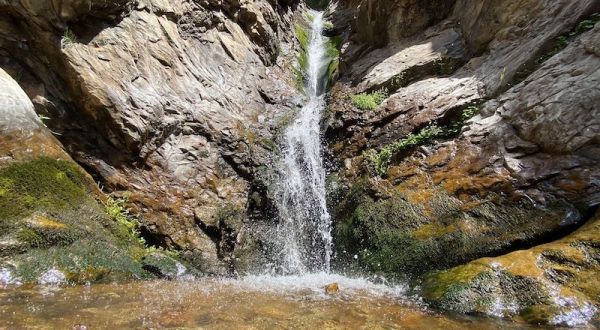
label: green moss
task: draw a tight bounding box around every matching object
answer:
[65,266,111,283]
[294,18,341,93]
[0,157,184,284]
[422,264,548,315]
[333,184,573,276]
[0,157,88,221]
[324,35,342,90]
[295,24,310,50]
[141,252,179,278]
[16,228,44,248]
[13,239,150,283]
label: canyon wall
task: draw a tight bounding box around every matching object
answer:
[0,0,304,275]
[326,0,600,324]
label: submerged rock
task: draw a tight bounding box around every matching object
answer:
[0,267,21,286]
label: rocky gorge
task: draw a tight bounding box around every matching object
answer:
[0,0,599,328]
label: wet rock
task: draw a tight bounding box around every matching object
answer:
[0,69,163,284]
[142,252,194,280]
[324,282,340,294]
[0,266,21,286]
[328,2,600,325]
[38,268,67,285]
[329,0,598,157]
[330,1,600,272]
[422,210,600,326]
[340,0,456,47]
[0,0,303,274]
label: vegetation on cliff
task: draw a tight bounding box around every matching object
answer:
[0,158,184,284]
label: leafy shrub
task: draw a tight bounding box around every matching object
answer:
[351,89,388,110]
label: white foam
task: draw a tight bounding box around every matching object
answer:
[0,267,21,286]
[221,272,409,300]
[550,296,597,327]
[38,268,66,285]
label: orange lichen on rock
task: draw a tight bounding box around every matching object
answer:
[24,213,68,230]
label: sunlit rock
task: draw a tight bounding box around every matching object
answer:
[324,282,340,294]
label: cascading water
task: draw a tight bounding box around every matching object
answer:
[272,10,333,275]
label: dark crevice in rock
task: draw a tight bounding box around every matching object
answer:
[138,225,174,249]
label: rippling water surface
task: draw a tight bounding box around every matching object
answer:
[0,275,559,329]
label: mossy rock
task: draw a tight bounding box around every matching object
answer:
[332,181,578,276]
[421,211,600,325]
[141,252,183,279]
[421,262,547,315]
[0,157,88,221]
[0,157,159,284]
[11,239,150,284]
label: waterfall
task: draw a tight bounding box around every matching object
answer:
[272,10,333,274]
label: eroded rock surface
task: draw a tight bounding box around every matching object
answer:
[326,0,600,323]
[1,0,304,274]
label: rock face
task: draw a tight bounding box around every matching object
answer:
[326,0,600,323]
[0,0,304,274]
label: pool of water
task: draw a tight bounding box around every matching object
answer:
[0,274,568,329]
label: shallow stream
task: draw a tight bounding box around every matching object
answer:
[0,275,559,329]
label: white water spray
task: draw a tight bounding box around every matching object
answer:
[273,10,333,274]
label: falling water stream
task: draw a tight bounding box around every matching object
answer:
[273,10,332,274]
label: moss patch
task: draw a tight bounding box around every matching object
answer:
[0,157,88,221]
[364,105,480,176]
[351,89,388,111]
[13,239,149,283]
[333,184,575,276]
[0,157,184,284]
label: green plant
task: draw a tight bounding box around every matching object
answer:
[351,89,388,110]
[105,196,146,246]
[104,195,182,259]
[573,13,599,35]
[366,125,443,176]
[61,28,77,48]
[366,105,480,176]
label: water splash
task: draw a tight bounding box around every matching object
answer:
[272,10,332,274]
